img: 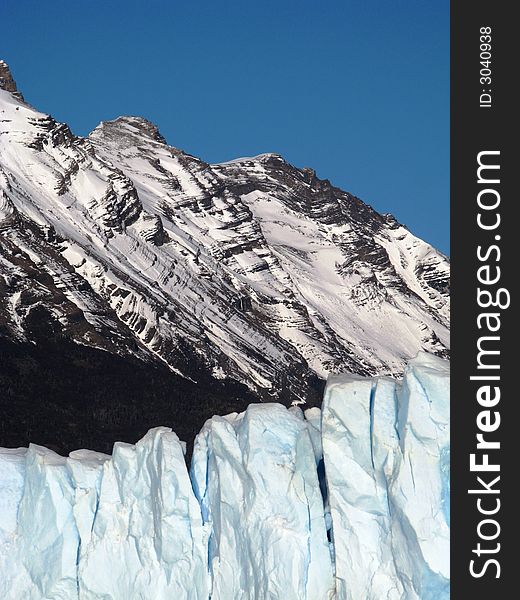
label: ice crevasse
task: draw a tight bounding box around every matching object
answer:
[0,353,449,599]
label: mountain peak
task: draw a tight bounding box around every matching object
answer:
[0,60,24,101]
[90,115,167,145]
[0,66,450,452]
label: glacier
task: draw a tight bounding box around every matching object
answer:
[322,353,450,600]
[0,353,449,599]
[190,404,335,599]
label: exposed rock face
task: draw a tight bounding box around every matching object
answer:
[0,60,23,100]
[0,61,449,453]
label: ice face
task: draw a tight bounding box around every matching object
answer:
[0,444,79,599]
[0,354,449,599]
[190,403,335,600]
[0,428,209,600]
[321,352,450,600]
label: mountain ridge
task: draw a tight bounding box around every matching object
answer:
[0,61,449,452]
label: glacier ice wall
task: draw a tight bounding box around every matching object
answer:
[322,352,450,600]
[0,353,449,599]
[190,404,335,600]
[0,430,209,600]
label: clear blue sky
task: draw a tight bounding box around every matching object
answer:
[1,0,449,253]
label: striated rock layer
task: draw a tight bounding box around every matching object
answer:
[1,60,449,454]
[0,353,449,599]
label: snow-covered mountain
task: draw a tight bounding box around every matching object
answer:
[0,61,449,452]
[0,353,450,600]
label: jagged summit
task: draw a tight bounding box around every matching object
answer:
[216,152,285,164]
[0,60,23,101]
[0,63,449,453]
[0,60,17,93]
[91,115,168,145]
